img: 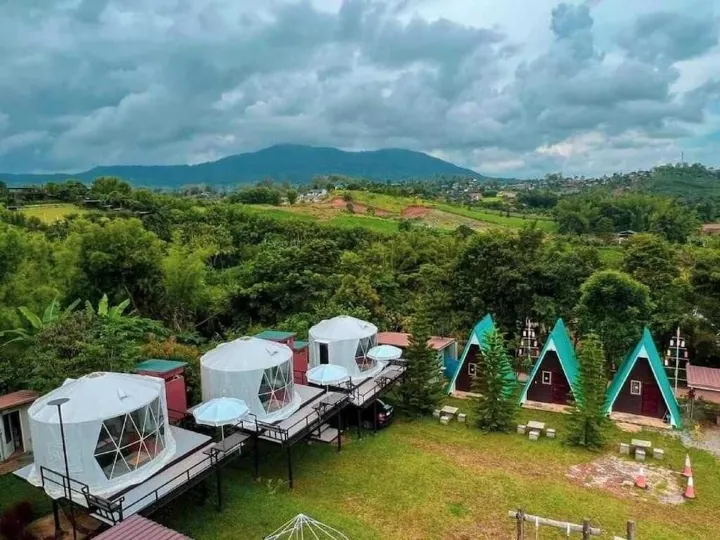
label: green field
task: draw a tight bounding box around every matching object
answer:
[19,204,86,223]
[432,202,557,232]
[1,403,717,539]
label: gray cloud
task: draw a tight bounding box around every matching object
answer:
[0,0,718,177]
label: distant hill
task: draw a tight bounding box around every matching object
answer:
[0,144,482,187]
[642,164,720,198]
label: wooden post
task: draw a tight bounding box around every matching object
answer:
[582,519,591,540]
[516,509,525,540]
[626,521,636,540]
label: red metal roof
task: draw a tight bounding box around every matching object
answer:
[0,390,38,412]
[687,364,720,392]
[94,516,191,540]
[377,332,455,351]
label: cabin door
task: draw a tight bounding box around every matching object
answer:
[641,384,660,417]
[0,412,15,460]
[551,374,570,404]
[319,343,329,365]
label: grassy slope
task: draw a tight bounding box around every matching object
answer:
[19,204,87,223]
[154,403,719,539]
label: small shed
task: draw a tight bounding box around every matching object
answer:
[604,328,682,428]
[448,314,505,393]
[0,390,38,462]
[519,319,579,406]
[136,359,188,422]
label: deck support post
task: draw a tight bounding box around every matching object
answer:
[253,435,260,479]
[337,413,342,452]
[356,408,362,439]
[52,500,61,539]
[287,446,294,489]
[215,463,223,512]
[373,400,378,433]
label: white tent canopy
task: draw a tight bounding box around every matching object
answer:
[308,316,382,382]
[201,337,301,423]
[27,372,176,498]
[264,514,350,540]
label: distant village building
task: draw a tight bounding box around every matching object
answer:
[616,230,636,244]
[299,189,328,203]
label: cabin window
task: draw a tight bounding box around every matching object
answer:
[541,371,552,385]
[468,363,477,377]
[630,380,642,396]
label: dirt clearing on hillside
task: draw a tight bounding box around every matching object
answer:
[567,456,685,505]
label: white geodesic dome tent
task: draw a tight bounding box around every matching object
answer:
[309,316,382,382]
[265,514,349,539]
[201,337,301,423]
[27,372,176,498]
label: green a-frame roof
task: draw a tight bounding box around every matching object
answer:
[519,318,579,404]
[449,315,492,393]
[604,328,682,428]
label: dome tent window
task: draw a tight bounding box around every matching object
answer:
[355,335,378,372]
[93,398,166,480]
[258,363,294,413]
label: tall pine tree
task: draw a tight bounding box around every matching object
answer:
[473,329,517,432]
[566,334,608,449]
[398,315,445,418]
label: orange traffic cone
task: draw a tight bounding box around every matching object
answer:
[634,466,647,490]
[682,454,693,477]
[684,475,696,499]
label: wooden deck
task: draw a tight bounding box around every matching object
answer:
[610,412,671,430]
[351,365,405,408]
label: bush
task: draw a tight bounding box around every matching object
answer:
[0,502,34,540]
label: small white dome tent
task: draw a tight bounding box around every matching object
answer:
[27,372,176,498]
[201,337,301,423]
[309,316,381,382]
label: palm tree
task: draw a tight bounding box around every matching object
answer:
[0,296,80,347]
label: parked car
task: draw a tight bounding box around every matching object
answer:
[362,399,395,430]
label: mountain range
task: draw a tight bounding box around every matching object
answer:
[0,145,481,187]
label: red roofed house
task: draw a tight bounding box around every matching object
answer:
[0,390,38,462]
[687,364,720,404]
[377,332,458,377]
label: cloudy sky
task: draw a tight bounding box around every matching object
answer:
[1,0,719,178]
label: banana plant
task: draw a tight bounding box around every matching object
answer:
[0,296,80,347]
[85,294,132,320]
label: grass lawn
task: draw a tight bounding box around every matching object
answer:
[19,204,87,223]
[152,402,719,539]
[431,203,557,232]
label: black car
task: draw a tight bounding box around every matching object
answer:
[360,399,395,430]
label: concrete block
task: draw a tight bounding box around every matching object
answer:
[457,413,467,423]
[635,448,646,462]
[439,415,450,425]
[653,448,665,460]
[517,424,527,435]
[528,430,540,441]
[619,443,630,455]
[432,409,441,419]
[546,428,556,439]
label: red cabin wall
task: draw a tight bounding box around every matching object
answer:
[613,358,667,419]
[526,352,572,405]
[455,345,479,392]
[293,349,309,384]
[137,367,188,422]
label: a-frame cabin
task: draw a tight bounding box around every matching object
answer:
[604,328,683,428]
[519,319,579,406]
[449,314,498,393]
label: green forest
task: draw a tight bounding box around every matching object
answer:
[1,176,720,400]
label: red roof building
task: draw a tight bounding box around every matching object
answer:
[687,364,720,404]
[94,516,191,540]
[377,332,455,351]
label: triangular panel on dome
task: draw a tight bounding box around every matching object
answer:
[519,319,579,406]
[604,328,683,428]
